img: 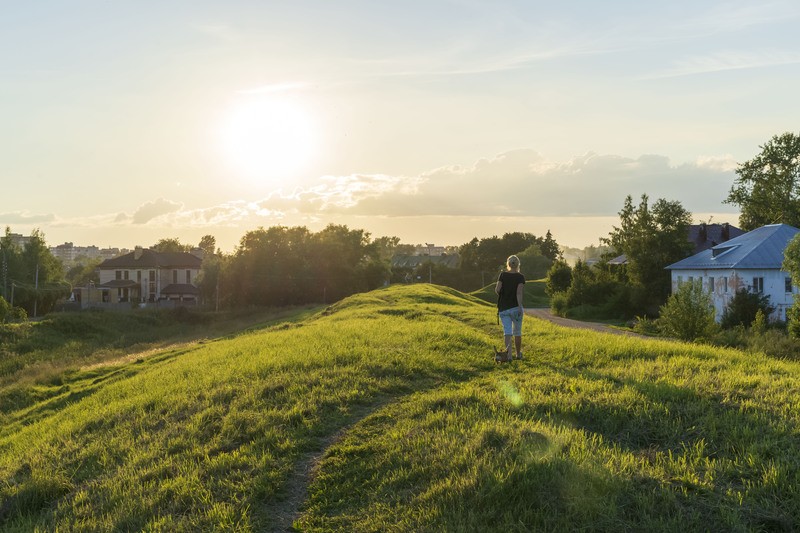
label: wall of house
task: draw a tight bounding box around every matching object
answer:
[670,269,795,322]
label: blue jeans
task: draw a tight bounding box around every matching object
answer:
[499,307,523,336]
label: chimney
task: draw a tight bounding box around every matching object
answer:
[134,246,143,260]
[721,223,730,241]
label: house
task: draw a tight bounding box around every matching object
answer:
[92,247,203,306]
[665,224,800,322]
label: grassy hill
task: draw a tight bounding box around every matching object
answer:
[2,284,800,531]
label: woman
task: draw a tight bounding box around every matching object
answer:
[494,255,525,362]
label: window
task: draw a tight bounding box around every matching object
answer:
[173,270,178,284]
[723,276,728,293]
[708,277,715,292]
[753,277,764,293]
[115,270,122,280]
[677,275,683,286]
[786,277,793,293]
[137,271,142,283]
[124,270,129,280]
[186,270,191,283]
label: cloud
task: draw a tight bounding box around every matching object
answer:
[131,198,183,224]
[0,211,55,224]
[260,149,737,218]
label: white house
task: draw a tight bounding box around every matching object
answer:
[665,224,800,323]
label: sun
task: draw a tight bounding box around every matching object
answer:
[219,96,317,184]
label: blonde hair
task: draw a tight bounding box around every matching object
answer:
[506,255,520,270]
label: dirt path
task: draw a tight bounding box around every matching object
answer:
[525,308,649,338]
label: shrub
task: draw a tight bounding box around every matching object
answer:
[721,289,774,329]
[0,296,9,323]
[550,292,569,317]
[545,261,572,296]
[632,316,659,336]
[658,281,718,341]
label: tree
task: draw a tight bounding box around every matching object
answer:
[152,238,191,253]
[603,194,693,310]
[198,235,217,256]
[658,281,718,341]
[726,132,800,230]
[545,260,572,296]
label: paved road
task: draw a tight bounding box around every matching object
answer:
[525,308,647,338]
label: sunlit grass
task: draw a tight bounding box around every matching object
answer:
[1,284,799,531]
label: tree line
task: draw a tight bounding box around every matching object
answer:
[0,223,562,319]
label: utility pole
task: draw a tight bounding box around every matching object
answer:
[33,263,39,318]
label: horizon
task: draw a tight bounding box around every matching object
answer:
[3,2,795,252]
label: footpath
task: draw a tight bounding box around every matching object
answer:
[525,308,648,338]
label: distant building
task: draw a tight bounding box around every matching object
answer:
[50,242,127,265]
[91,247,202,306]
[5,233,31,249]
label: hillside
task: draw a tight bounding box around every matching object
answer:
[2,284,800,531]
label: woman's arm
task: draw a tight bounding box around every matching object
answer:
[516,283,524,309]
[494,280,502,295]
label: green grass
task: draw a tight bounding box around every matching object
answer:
[2,284,800,531]
[471,278,549,308]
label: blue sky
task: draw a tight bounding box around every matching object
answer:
[2,1,800,251]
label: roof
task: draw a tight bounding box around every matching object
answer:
[99,279,140,289]
[99,248,202,269]
[161,283,200,295]
[391,254,460,269]
[666,224,800,271]
[687,223,745,253]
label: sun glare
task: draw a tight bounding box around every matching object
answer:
[219,97,316,185]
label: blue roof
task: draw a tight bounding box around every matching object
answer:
[666,224,800,270]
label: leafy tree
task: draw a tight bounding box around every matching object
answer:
[516,244,553,280]
[726,132,800,230]
[65,258,102,288]
[545,260,572,296]
[720,289,775,329]
[198,235,217,256]
[152,238,191,253]
[603,194,693,310]
[12,229,69,316]
[658,281,718,341]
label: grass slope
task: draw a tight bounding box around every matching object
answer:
[1,284,799,531]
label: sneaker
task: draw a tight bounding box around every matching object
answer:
[515,353,524,360]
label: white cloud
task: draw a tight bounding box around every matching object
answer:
[131,198,184,225]
[0,211,55,224]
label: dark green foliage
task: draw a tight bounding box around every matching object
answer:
[721,289,775,329]
[726,132,800,230]
[545,260,572,296]
[658,281,718,341]
[603,194,693,308]
[1,227,70,316]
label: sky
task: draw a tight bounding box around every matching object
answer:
[2,1,800,253]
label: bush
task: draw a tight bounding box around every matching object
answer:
[721,289,774,329]
[545,261,572,296]
[658,281,718,341]
[550,292,569,317]
[632,316,659,336]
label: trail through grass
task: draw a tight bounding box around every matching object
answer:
[2,284,800,531]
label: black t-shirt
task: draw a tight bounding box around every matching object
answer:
[497,271,525,312]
